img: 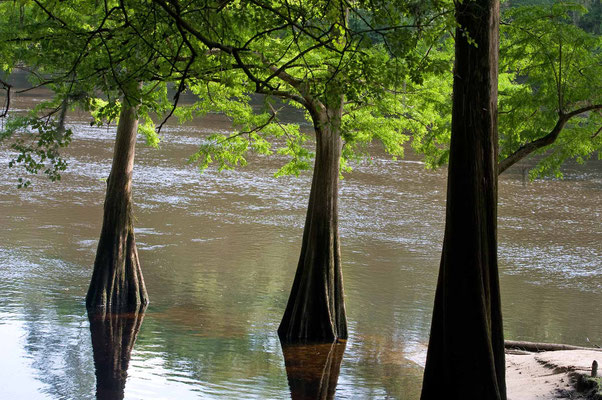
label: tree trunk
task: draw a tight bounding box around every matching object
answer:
[88,307,146,400]
[86,95,148,310]
[278,99,347,343]
[421,0,505,399]
[281,340,346,400]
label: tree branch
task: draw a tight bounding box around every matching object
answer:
[32,0,69,28]
[0,78,11,118]
[152,0,238,53]
[498,104,602,174]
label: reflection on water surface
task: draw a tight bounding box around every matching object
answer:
[0,88,600,399]
[281,341,346,400]
[89,308,145,400]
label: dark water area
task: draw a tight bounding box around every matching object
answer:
[0,87,600,399]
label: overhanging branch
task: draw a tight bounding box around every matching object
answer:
[498,104,602,174]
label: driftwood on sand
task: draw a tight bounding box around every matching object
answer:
[505,340,602,353]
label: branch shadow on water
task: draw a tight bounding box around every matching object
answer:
[88,306,146,400]
[281,340,347,400]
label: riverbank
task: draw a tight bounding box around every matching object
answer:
[507,349,601,399]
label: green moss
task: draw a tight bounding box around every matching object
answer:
[576,374,602,399]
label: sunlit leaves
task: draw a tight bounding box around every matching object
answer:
[87,98,121,126]
[180,79,315,176]
[170,0,454,177]
[2,0,455,183]
[0,0,184,185]
[412,3,602,178]
[139,116,160,148]
[499,3,602,177]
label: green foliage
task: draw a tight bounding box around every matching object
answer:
[178,80,312,176]
[405,37,454,168]
[1,115,72,188]
[578,1,602,34]
[1,0,455,183]
[6,0,599,185]
[412,2,602,178]
[139,116,160,148]
[153,0,454,177]
[499,2,602,177]
[0,1,182,185]
[87,98,121,126]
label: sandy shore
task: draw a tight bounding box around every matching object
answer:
[407,344,601,398]
[506,350,601,399]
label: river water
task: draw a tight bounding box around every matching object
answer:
[0,86,600,399]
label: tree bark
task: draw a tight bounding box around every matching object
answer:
[421,0,506,399]
[278,98,347,343]
[86,94,148,311]
[281,340,346,400]
[88,307,146,400]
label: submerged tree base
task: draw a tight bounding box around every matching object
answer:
[86,226,148,311]
[278,105,347,344]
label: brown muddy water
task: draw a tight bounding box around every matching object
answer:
[0,87,600,399]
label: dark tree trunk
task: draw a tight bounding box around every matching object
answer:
[88,307,146,400]
[278,99,347,343]
[281,340,346,400]
[86,97,148,310]
[420,0,506,399]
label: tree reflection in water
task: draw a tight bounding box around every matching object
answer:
[281,340,346,400]
[88,307,145,400]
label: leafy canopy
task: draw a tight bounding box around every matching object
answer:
[413,2,602,178]
[499,3,602,178]
[147,0,453,176]
[1,0,454,185]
